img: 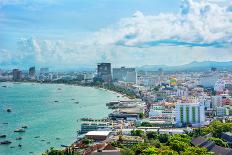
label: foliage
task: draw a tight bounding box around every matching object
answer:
[192,121,232,138]
[141,122,153,127]
[158,134,169,143]
[169,140,188,153]
[43,147,79,155]
[131,130,144,137]
[141,147,158,155]
[139,113,145,119]
[121,148,135,155]
[208,137,228,147]
[146,131,158,140]
[82,138,91,145]
[180,146,211,155]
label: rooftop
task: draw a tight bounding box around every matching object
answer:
[86,131,111,136]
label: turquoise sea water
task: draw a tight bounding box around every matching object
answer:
[0,82,121,155]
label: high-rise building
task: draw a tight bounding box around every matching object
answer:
[12,69,22,81]
[112,67,136,82]
[175,102,205,127]
[29,67,36,79]
[97,63,112,83]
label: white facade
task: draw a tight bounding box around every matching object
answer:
[175,102,205,127]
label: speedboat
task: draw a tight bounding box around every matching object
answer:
[16,137,22,140]
[6,109,12,112]
[22,125,28,129]
[14,128,26,133]
[0,140,11,145]
[0,135,6,138]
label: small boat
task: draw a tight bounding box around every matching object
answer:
[14,128,26,133]
[74,101,79,104]
[18,144,22,147]
[0,135,6,138]
[57,88,62,90]
[56,137,60,140]
[47,142,51,144]
[41,139,46,141]
[2,86,7,88]
[29,152,34,154]
[34,136,40,138]
[0,140,11,145]
[2,122,8,125]
[71,99,75,100]
[6,109,12,112]
[54,101,59,103]
[10,146,15,148]
[22,125,28,129]
[16,137,22,140]
[61,144,68,147]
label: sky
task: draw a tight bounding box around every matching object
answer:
[0,0,232,70]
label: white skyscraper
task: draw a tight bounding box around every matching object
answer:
[175,102,205,127]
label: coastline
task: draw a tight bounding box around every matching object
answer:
[0,81,123,155]
[0,81,133,99]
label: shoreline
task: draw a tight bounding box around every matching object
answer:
[0,81,133,99]
[0,81,122,155]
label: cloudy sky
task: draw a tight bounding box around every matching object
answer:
[0,0,232,70]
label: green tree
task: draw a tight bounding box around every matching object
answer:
[139,113,145,119]
[142,147,157,155]
[169,140,188,153]
[141,122,153,127]
[180,146,211,155]
[146,131,158,140]
[121,148,135,155]
[131,130,144,137]
[208,137,228,147]
[158,134,169,143]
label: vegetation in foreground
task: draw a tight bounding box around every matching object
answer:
[44,121,232,155]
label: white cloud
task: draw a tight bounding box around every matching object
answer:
[10,0,232,68]
[90,0,232,47]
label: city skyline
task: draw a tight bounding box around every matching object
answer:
[0,0,232,69]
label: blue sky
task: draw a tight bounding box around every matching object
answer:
[0,0,232,69]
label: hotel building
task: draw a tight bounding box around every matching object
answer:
[175,102,205,127]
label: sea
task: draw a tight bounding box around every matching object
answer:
[0,82,123,155]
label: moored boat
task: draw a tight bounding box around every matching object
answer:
[0,135,6,138]
[0,140,11,145]
[22,125,28,129]
[6,108,12,112]
[14,128,26,133]
[16,137,22,140]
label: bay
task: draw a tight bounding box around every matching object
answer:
[0,82,122,155]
